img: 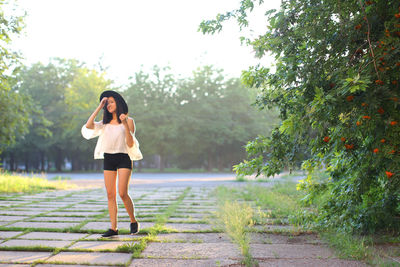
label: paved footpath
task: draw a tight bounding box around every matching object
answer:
[0,178,369,267]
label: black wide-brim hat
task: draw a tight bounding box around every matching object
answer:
[99,90,128,114]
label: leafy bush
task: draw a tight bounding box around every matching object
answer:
[201,0,400,233]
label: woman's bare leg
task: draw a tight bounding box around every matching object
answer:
[104,170,118,230]
[118,168,136,223]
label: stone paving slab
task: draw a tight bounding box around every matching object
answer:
[6,222,79,229]
[69,240,136,250]
[129,258,240,267]
[71,204,104,209]
[81,221,154,231]
[24,203,65,208]
[0,231,23,239]
[37,265,111,267]
[7,208,54,212]
[142,242,242,259]
[157,233,230,243]
[25,203,71,207]
[137,212,164,217]
[0,216,28,222]
[0,264,30,267]
[46,211,103,217]
[250,244,335,259]
[85,234,146,240]
[0,251,51,263]
[46,252,131,265]
[98,217,141,222]
[254,224,298,232]
[164,223,214,232]
[18,232,88,240]
[249,233,324,244]
[0,211,44,216]
[171,213,210,218]
[28,216,85,222]
[257,259,368,266]
[0,239,72,248]
[0,222,10,226]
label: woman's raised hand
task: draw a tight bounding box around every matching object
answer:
[99,97,108,108]
[120,113,128,124]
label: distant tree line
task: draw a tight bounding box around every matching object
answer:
[1,59,279,172]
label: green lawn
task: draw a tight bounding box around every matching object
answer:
[0,172,75,194]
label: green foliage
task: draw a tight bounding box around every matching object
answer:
[0,1,30,153]
[0,171,74,193]
[201,0,400,233]
[125,65,279,171]
[5,59,111,171]
[3,62,278,172]
[215,198,256,266]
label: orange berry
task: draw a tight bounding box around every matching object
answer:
[386,171,394,178]
[378,108,384,114]
[373,148,379,153]
[392,80,398,85]
[362,115,371,119]
[345,144,354,150]
[347,95,354,101]
[375,80,384,85]
[341,137,346,142]
[380,139,386,143]
[389,150,396,154]
[356,121,361,126]
[390,121,398,126]
[355,24,362,30]
[323,136,330,143]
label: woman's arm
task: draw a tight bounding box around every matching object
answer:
[85,97,107,129]
[120,114,135,148]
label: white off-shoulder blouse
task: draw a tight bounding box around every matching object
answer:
[81,120,143,161]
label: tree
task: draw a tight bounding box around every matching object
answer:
[175,66,278,171]
[201,0,400,233]
[10,59,81,171]
[0,1,30,155]
[125,66,178,171]
[64,66,113,171]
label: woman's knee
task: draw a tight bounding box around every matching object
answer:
[107,191,117,200]
[119,190,130,199]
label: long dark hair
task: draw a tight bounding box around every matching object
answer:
[102,98,125,124]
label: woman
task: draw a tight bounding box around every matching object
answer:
[81,90,143,237]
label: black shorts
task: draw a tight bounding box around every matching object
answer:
[103,153,132,171]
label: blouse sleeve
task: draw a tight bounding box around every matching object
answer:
[127,118,143,160]
[81,121,104,140]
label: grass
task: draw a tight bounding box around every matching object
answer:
[0,171,75,194]
[213,186,258,266]
[49,175,71,181]
[215,201,256,267]
[235,170,305,182]
[242,182,304,220]
[219,171,400,266]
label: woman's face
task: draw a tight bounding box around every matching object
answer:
[106,97,117,114]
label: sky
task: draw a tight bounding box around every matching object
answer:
[11,0,281,86]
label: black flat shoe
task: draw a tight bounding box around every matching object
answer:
[130,222,140,235]
[101,228,118,237]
